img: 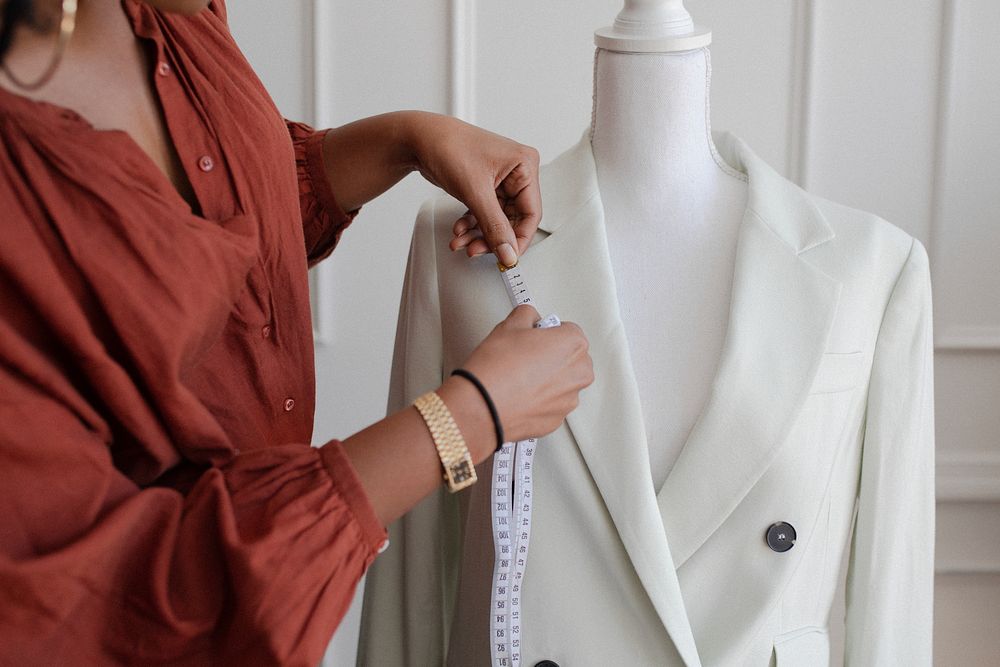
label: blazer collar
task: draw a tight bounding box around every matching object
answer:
[524,130,840,659]
[537,129,835,255]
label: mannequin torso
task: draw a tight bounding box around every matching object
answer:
[591,47,748,490]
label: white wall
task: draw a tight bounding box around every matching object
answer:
[227,2,1000,665]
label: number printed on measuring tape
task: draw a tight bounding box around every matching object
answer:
[490,262,559,667]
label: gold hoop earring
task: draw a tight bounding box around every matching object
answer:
[2,0,78,91]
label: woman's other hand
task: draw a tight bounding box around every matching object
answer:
[458,304,594,444]
[343,303,591,525]
[404,112,542,268]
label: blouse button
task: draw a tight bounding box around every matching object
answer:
[261,324,272,339]
[197,155,215,172]
[157,61,171,77]
[283,398,295,412]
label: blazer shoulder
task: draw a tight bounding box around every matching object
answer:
[414,194,467,238]
[808,194,925,287]
[411,194,494,288]
[409,195,464,271]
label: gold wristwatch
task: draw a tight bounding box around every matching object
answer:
[413,391,477,492]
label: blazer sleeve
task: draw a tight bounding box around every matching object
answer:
[845,238,935,665]
[357,200,463,666]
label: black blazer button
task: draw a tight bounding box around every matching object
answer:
[534,661,560,667]
[765,522,796,552]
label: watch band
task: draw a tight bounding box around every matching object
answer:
[413,391,478,493]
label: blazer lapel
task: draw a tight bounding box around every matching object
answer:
[522,131,840,658]
[523,136,702,666]
[656,133,842,568]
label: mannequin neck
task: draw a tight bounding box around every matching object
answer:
[590,47,733,217]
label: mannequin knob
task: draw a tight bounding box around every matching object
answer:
[615,0,694,36]
[595,0,711,53]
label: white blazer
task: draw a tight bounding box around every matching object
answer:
[358,132,935,666]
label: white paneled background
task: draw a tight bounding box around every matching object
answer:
[227,2,1000,665]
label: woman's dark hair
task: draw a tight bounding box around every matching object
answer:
[0,0,36,65]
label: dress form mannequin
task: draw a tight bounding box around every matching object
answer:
[360,4,936,662]
[592,0,748,490]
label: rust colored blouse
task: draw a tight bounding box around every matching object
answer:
[0,2,387,665]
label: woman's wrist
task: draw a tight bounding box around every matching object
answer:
[450,369,504,451]
[383,110,423,174]
[394,110,442,173]
[320,111,423,212]
[436,375,496,465]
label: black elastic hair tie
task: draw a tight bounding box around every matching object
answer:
[450,368,505,451]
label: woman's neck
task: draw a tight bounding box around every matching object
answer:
[590,47,739,222]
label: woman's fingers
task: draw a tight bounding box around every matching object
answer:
[498,159,543,256]
[450,212,480,252]
[404,116,542,264]
[405,114,542,263]
[448,213,498,258]
[463,310,593,442]
[453,211,474,236]
[450,231,494,259]
[449,230,480,253]
[465,187,519,267]
[505,303,541,327]
[450,160,543,258]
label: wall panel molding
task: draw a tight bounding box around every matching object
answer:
[935,498,1000,575]
[926,0,956,274]
[936,561,1000,576]
[926,0,1000,339]
[311,0,336,345]
[449,0,476,122]
[937,450,1000,502]
[936,325,1000,351]
[311,0,332,128]
[787,0,815,188]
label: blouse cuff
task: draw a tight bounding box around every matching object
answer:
[304,129,358,225]
[291,122,360,266]
[318,439,387,556]
[306,129,361,224]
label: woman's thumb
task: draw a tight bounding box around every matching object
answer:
[470,194,518,268]
[505,303,541,328]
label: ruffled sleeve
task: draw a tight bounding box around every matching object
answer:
[0,369,386,665]
[287,120,360,267]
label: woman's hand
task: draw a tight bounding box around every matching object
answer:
[322,111,541,267]
[403,113,542,268]
[459,304,594,444]
[342,303,591,525]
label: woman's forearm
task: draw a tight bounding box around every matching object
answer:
[322,110,542,265]
[320,111,422,213]
[339,375,496,527]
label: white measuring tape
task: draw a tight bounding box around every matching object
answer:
[490,261,560,667]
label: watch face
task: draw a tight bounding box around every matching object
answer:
[447,456,478,491]
[451,460,473,483]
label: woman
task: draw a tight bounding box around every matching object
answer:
[0,0,594,664]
